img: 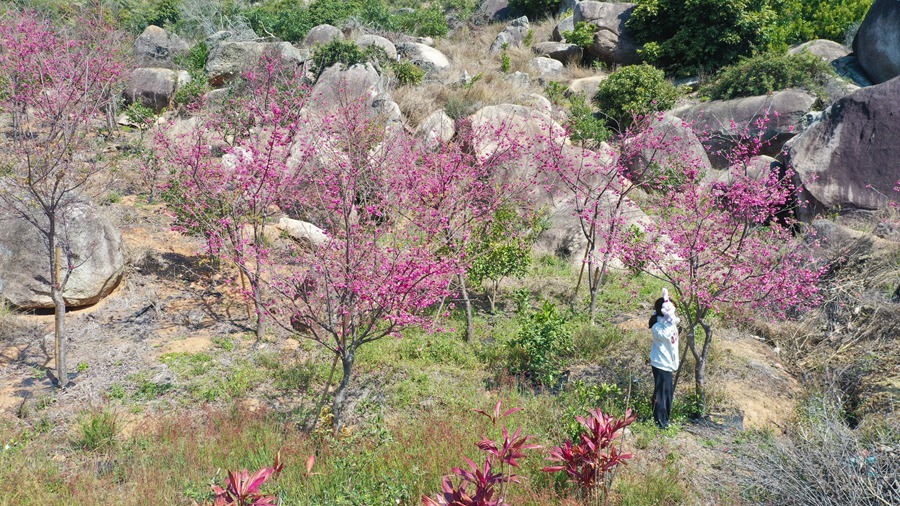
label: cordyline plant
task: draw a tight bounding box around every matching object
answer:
[422,401,539,506]
[204,452,309,506]
[269,100,457,430]
[154,51,308,340]
[544,408,636,505]
[0,7,126,387]
[622,115,824,411]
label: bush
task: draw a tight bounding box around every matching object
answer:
[394,7,449,38]
[74,409,118,451]
[172,42,209,107]
[507,301,573,387]
[566,93,612,147]
[769,0,874,47]
[701,50,838,101]
[561,21,597,49]
[593,64,678,130]
[509,0,560,20]
[627,0,776,76]
[392,61,425,86]
[310,39,369,77]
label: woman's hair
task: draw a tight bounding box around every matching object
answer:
[648,297,665,328]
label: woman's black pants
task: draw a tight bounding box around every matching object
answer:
[652,366,674,429]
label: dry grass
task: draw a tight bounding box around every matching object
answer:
[393,16,607,126]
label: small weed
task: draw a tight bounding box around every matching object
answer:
[212,335,236,351]
[108,384,126,400]
[73,408,117,451]
[76,361,89,372]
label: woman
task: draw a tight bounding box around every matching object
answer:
[649,288,679,429]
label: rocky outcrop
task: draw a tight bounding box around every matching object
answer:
[530,57,563,77]
[574,1,640,66]
[532,42,582,65]
[475,0,512,23]
[490,16,531,54]
[853,0,900,84]
[356,34,397,60]
[466,104,567,166]
[134,25,189,67]
[785,77,900,218]
[0,200,124,309]
[205,41,306,87]
[568,75,607,98]
[396,42,451,73]
[303,24,342,47]
[552,15,575,42]
[788,39,851,63]
[308,62,386,115]
[624,114,712,183]
[674,90,817,168]
[275,217,327,248]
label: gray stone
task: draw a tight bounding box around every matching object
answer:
[530,57,564,77]
[552,15,575,42]
[832,55,874,88]
[785,77,900,217]
[275,217,327,247]
[532,42,582,65]
[466,104,567,165]
[490,16,531,54]
[853,0,900,84]
[134,25,189,66]
[475,0,512,23]
[568,75,607,98]
[356,34,397,60]
[205,41,306,87]
[788,39,851,63]
[396,42,451,73]
[0,200,124,309]
[416,110,456,148]
[309,63,385,113]
[574,1,640,66]
[126,68,177,112]
[674,90,817,168]
[673,76,701,92]
[303,24,342,47]
[505,71,532,88]
[624,114,712,184]
[523,93,552,114]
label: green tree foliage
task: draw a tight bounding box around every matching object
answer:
[567,93,612,148]
[769,0,873,46]
[593,64,678,130]
[509,0,560,21]
[310,39,370,77]
[562,21,598,49]
[701,50,838,101]
[508,301,573,387]
[627,0,776,76]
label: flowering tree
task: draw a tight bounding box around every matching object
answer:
[622,122,823,410]
[0,8,126,387]
[271,103,457,428]
[155,52,307,340]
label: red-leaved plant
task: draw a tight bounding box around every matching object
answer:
[543,408,636,505]
[422,401,539,506]
[207,452,309,506]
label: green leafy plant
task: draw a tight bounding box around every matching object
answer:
[509,0,561,20]
[768,0,873,47]
[700,50,838,101]
[562,21,598,49]
[395,7,449,38]
[74,408,118,451]
[499,44,511,73]
[173,43,210,107]
[593,64,678,130]
[627,0,776,76]
[310,39,369,77]
[393,60,426,86]
[508,301,573,387]
[76,361,89,372]
[124,102,156,127]
[567,93,612,148]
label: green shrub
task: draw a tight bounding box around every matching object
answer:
[627,0,777,76]
[173,43,210,107]
[392,60,425,85]
[561,21,597,49]
[701,50,839,101]
[567,93,612,147]
[394,7,449,38]
[509,0,560,20]
[124,102,156,126]
[310,39,369,77]
[74,409,118,451]
[769,0,873,47]
[593,64,678,130]
[507,301,573,387]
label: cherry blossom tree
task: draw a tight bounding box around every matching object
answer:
[154,52,307,340]
[622,120,823,410]
[0,8,126,387]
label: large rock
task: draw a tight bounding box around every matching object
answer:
[396,42,451,74]
[490,16,530,54]
[134,25,189,67]
[853,0,900,84]
[416,110,456,148]
[475,0,512,23]
[785,77,900,217]
[673,90,817,168]
[0,200,124,309]
[788,39,851,63]
[356,34,397,60]
[308,62,386,116]
[552,15,575,42]
[303,24,342,47]
[126,68,177,112]
[789,40,865,98]
[532,42,582,65]
[623,114,712,183]
[574,1,640,66]
[530,57,564,77]
[275,217,327,248]
[205,41,306,87]
[568,75,607,98]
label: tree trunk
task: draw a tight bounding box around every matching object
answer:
[587,262,598,324]
[490,279,499,314]
[695,321,713,414]
[51,246,68,388]
[253,279,265,342]
[458,274,474,342]
[331,351,355,432]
